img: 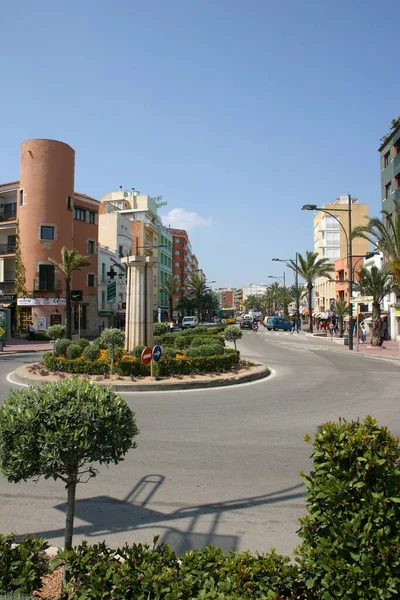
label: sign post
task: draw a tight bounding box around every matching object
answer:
[141,345,162,378]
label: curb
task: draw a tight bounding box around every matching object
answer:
[12,362,270,392]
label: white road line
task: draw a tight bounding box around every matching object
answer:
[6,371,29,387]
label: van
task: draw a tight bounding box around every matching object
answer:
[264,316,292,331]
[181,315,199,329]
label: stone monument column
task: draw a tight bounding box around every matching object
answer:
[122,254,158,351]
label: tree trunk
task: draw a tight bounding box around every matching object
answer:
[64,475,77,550]
[371,302,382,347]
[308,285,313,333]
[169,296,173,321]
[65,276,72,340]
[339,317,344,338]
[111,346,115,374]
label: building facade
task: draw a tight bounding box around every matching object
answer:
[379,120,400,217]
[0,139,99,336]
[242,283,268,302]
[313,195,369,313]
[156,218,173,321]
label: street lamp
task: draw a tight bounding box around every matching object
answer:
[272,255,300,332]
[302,195,354,350]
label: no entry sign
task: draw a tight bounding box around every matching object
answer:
[141,347,153,364]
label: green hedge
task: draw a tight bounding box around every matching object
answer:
[54,539,305,600]
[0,533,48,595]
[43,353,109,374]
[186,344,225,357]
[115,357,150,377]
[157,349,240,376]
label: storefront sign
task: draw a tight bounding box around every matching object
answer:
[17,297,66,306]
[98,311,114,317]
[0,294,16,302]
[0,309,6,341]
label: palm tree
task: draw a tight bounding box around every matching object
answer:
[334,299,349,338]
[289,251,334,333]
[277,286,293,317]
[353,265,397,346]
[187,273,210,322]
[288,283,305,326]
[352,198,400,287]
[49,247,90,340]
[268,282,281,312]
[160,276,181,320]
[263,287,275,315]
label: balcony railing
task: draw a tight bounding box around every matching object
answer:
[0,281,16,293]
[0,213,17,223]
[0,243,16,255]
[33,278,63,292]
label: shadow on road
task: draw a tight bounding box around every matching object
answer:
[20,474,305,554]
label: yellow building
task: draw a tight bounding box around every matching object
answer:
[313,195,369,314]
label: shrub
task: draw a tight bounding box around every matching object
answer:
[106,346,123,363]
[160,347,176,358]
[76,338,90,350]
[45,324,65,341]
[132,344,146,359]
[66,343,83,360]
[83,344,100,361]
[153,335,163,346]
[53,338,72,357]
[54,538,304,600]
[191,325,208,334]
[25,332,50,341]
[160,334,176,347]
[100,328,125,374]
[186,344,225,357]
[115,357,150,377]
[92,337,106,350]
[296,416,400,599]
[153,322,168,336]
[43,353,109,374]
[190,335,212,347]
[175,335,195,350]
[157,349,240,376]
[0,533,49,594]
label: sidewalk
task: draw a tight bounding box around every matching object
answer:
[303,331,400,361]
[1,338,52,354]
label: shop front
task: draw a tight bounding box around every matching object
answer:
[17,297,66,333]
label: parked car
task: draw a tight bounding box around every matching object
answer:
[264,316,292,331]
[240,315,254,329]
[181,315,199,329]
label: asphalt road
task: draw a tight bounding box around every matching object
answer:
[0,333,399,558]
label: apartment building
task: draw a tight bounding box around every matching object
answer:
[242,283,268,302]
[168,227,190,294]
[312,195,369,314]
[0,139,99,335]
[379,118,400,216]
[157,219,173,321]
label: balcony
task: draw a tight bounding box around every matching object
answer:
[0,243,16,255]
[33,278,63,292]
[0,281,16,293]
[0,213,17,223]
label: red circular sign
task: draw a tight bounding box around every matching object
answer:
[141,347,153,364]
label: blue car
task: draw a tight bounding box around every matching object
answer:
[264,316,292,331]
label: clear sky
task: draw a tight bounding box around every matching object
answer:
[1,0,397,287]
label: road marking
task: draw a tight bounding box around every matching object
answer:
[6,371,29,387]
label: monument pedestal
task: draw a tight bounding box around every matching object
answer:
[122,254,157,351]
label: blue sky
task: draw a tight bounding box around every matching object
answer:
[1,0,397,287]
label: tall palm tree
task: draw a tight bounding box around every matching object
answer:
[268,282,281,312]
[277,286,293,317]
[263,287,275,315]
[353,265,397,346]
[352,198,400,286]
[48,247,90,340]
[288,283,305,325]
[334,299,349,338]
[289,251,334,332]
[160,276,181,320]
[187,273,210,322]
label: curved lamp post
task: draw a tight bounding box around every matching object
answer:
[272,255,300,332]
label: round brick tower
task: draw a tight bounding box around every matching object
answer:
[19,139,75,293]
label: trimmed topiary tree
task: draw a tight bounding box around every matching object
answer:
[0,378,139,551]
[53,338,73,357]
[296,416,400,599]
[153,322,168,336]
[66,343,83,360]
[100,328,125,374]
[224,325,242,351]
[46,325,66,356]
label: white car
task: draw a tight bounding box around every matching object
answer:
[181,315,199,329]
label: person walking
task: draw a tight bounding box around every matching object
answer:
[28,321,35,341]
[290,320,295,334]
[360,323,367,344]
[169,320,174,334]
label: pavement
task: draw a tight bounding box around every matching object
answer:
[1,338,52,353]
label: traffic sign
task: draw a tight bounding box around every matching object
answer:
[141,347,153,364]
[153,345,162,362]
[107,280,117,301]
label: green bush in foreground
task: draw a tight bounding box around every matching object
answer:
[154,322,168,336]
[53,338,72,357]
[296,416,400,599]
[0,533,48,595]
[53,538,305,600]
[66,343,82,360]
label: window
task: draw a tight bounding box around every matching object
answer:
[175,250,180,256]
[88,240,95,253]
[396,175,400,190]
[38,265,55,290]
[175,262,180,268]
[101,263,106,282]
[19,190,24,207]
[384,182,392,199]
[89,211,96,224]
[101,291,105,310]
[119,245,123,258]
[40,226,54,240]
[87,273,95,287]
[4,202,17,219]
[74,207,86,221]
[67,196,72,210]
[384,151,390,168]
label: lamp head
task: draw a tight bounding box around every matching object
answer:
[302,204,318,211]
